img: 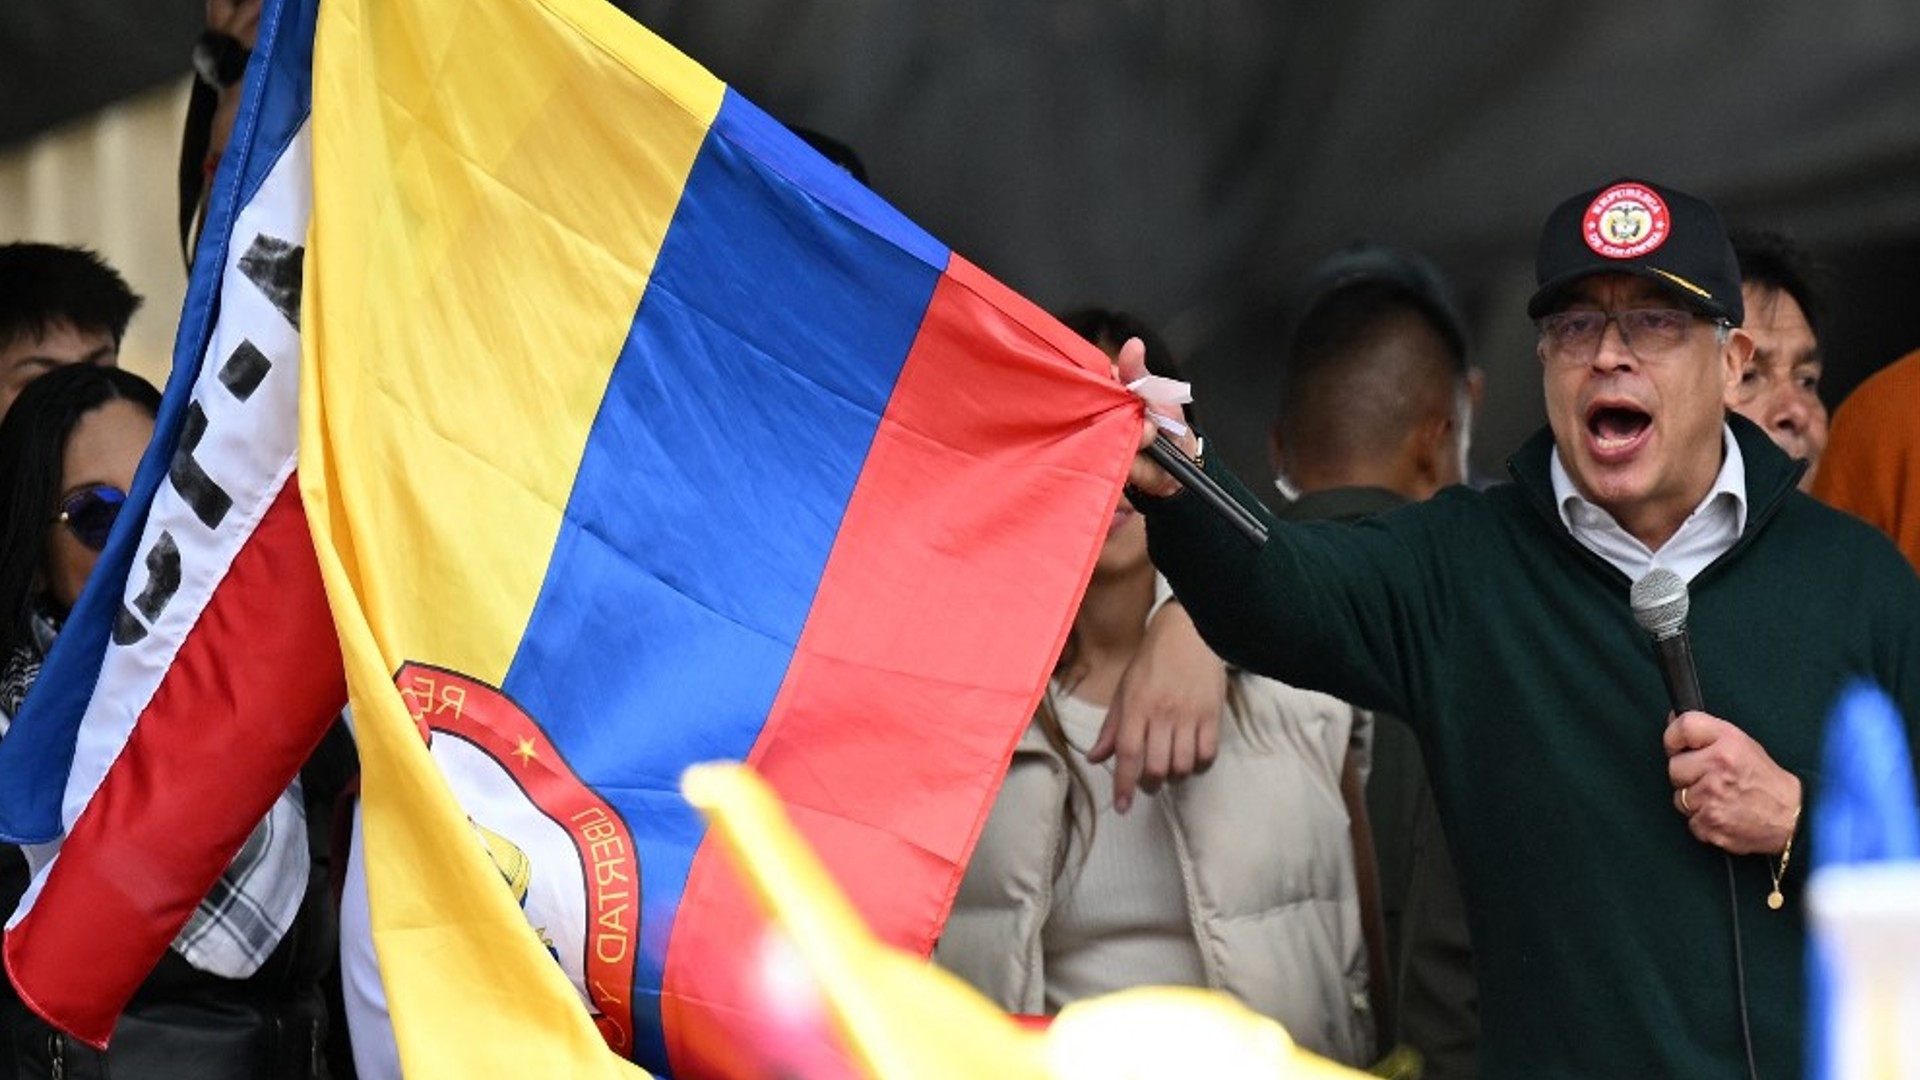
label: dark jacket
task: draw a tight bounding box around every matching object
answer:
[1279,486,1479,1080]
[1140,413,1920,1078]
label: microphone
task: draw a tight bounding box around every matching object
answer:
[1630,567,1704,714]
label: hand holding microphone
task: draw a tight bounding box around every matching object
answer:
[1629,566,1721,829]
[1630,569,1800,856]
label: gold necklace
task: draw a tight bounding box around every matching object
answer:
[1767,804,1802,911]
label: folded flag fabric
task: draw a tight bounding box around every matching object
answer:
[0,0,344,1045]
[300,0,1141,1075]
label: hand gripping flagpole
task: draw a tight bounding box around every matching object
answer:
[1126,369,1268,545]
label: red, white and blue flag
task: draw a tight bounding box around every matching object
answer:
[0,0,344,1047]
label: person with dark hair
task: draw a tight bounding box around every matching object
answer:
[937,312,1381,1067]
[0,366,160,683]
[1116,178,1920,1076]
[1273,246,1479,502]
[1271,244,1482,1080]
[0,364,339,1078]
[0,242,144,420]
[1726,228,1828,490]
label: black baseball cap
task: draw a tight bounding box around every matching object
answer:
[1293,242,1470,363]
[1527,178,1744,326]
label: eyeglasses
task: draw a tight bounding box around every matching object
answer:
[1536,308,1725,365]
[50,485,128,552]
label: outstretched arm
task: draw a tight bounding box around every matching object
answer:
[1087,599,1226,813]
[1091,338,1224,811]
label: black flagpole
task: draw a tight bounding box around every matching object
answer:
[1146,432,1269,546]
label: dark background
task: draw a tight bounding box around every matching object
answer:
[9,1,1919,485]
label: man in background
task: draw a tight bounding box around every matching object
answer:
[1725,228,1827,490]
[1270,243,1480,1080]
[0,242,142,420]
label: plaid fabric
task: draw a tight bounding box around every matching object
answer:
[2,613,306,978]
[0,652,36,736]
[0,609,60,735]
[173,781,309,976]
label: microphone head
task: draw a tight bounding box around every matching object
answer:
[1630,568,1689,639]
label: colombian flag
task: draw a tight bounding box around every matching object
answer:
[303,0,1138,1076]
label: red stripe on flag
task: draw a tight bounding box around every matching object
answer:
[659,258,1136,1077]
[4,479,346,1047]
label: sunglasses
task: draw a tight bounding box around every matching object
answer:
[51,485,129,552]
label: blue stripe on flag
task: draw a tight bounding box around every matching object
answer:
[712,91,949,272]
[499,88,945,1065]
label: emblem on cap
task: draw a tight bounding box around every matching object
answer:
[1583,183,1670,260]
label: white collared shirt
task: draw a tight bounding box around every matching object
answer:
[1549,424,1747,583]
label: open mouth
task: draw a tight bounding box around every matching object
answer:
[1586,404,1652,453]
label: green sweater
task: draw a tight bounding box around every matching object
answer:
[1140,415,1920,1078]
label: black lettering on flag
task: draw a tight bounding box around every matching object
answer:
[111,608,146,646]
[237,234,304,330]
[113,531,183,645]
[218,340,272,401]
[170,403,234,529]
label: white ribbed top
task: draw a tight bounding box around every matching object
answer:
[1040,690,1206,1011]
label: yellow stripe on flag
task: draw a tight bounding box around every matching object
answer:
[302,0,722,1074]
[306,0,722,684]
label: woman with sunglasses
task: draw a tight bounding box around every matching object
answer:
[0,363,158,730]
[0,364,340,1078]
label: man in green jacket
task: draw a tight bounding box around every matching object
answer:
[1119,177,1920,1077]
